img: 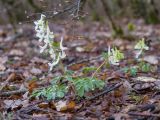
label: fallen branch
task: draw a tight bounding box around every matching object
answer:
[128,112,160,118]
[0,89,27,97]
[86,82,123,101]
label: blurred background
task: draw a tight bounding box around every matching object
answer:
[1,0,160,24]
[1,0,160,38]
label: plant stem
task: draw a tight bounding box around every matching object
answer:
[59,60,65,74]
[92,59,108,78]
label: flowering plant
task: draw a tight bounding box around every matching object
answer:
[134,38,149,59]
[108,46,124,65]
[34,14,67,71]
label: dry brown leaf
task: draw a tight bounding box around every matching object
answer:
[28,80,38,93]
[38,102,49,109]
[9,49,24,56]
[67,101,76,110]
[69,63,87,71]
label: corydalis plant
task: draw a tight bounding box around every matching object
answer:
[34,14,67,71]
[134,38,149,59]
[92,46,124,78]
[108,46,124,65]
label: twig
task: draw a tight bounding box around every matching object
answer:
[24,0,81,23]
[0,89,27,97]
[128,112,160,118]
[86,82,123,101]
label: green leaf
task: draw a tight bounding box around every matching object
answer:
[57,91,65,98]
[102,52,108,59]
[71,77,105,97]
[65,70,74,76]
[31,83,68,100]
[51,76,62,84]
[130,67,138,76]
[78,86,85,97]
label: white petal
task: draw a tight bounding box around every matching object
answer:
[40,44,48,53]
[108,46,111,56]
[60,37,67,50]
[48,53,60,71]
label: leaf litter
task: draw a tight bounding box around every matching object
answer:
[0,20,160,120]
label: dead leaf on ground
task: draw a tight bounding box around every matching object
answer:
[0,64,6,71]
[30,67,42,75]
[9,49,24,56]
[67,101,76,110]
[134,76,157,82]
[144,55,159,65]
[3,99,28,110]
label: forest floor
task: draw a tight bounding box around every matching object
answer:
[0,19,160,120]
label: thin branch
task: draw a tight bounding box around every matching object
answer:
[24,0,82,23]
[0,89,27,97]
[86,82,123,101]
[128,112,160,118]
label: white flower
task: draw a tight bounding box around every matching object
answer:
[108,46,124,65]
[59,37,67,59]
[48,53,61,71]
[34,14,67,71]
[134,38,149,50]
[134,38,149,59]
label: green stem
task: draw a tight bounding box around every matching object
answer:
[92,59,108,78]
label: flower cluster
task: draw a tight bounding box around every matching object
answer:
[34,14,67,71]
[134,38,149,58]
[108,46,124,65]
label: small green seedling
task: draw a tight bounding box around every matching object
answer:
[138,61,151,73]
[122,66,138,76]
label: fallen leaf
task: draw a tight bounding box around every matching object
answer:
[69,63,87,71]
[0,73,16,91]
[144,55,158,65]
[28,80,38,93]
[0,56,8,64]
[3,99,28,110]
[67,101,76,110]
[76,47,85,52]
[9,49,24,56]
[55,100,67,112]
[38,102,49,109]
[134,76,157,82]
[30,67,42,75]
[0,64,6,71]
